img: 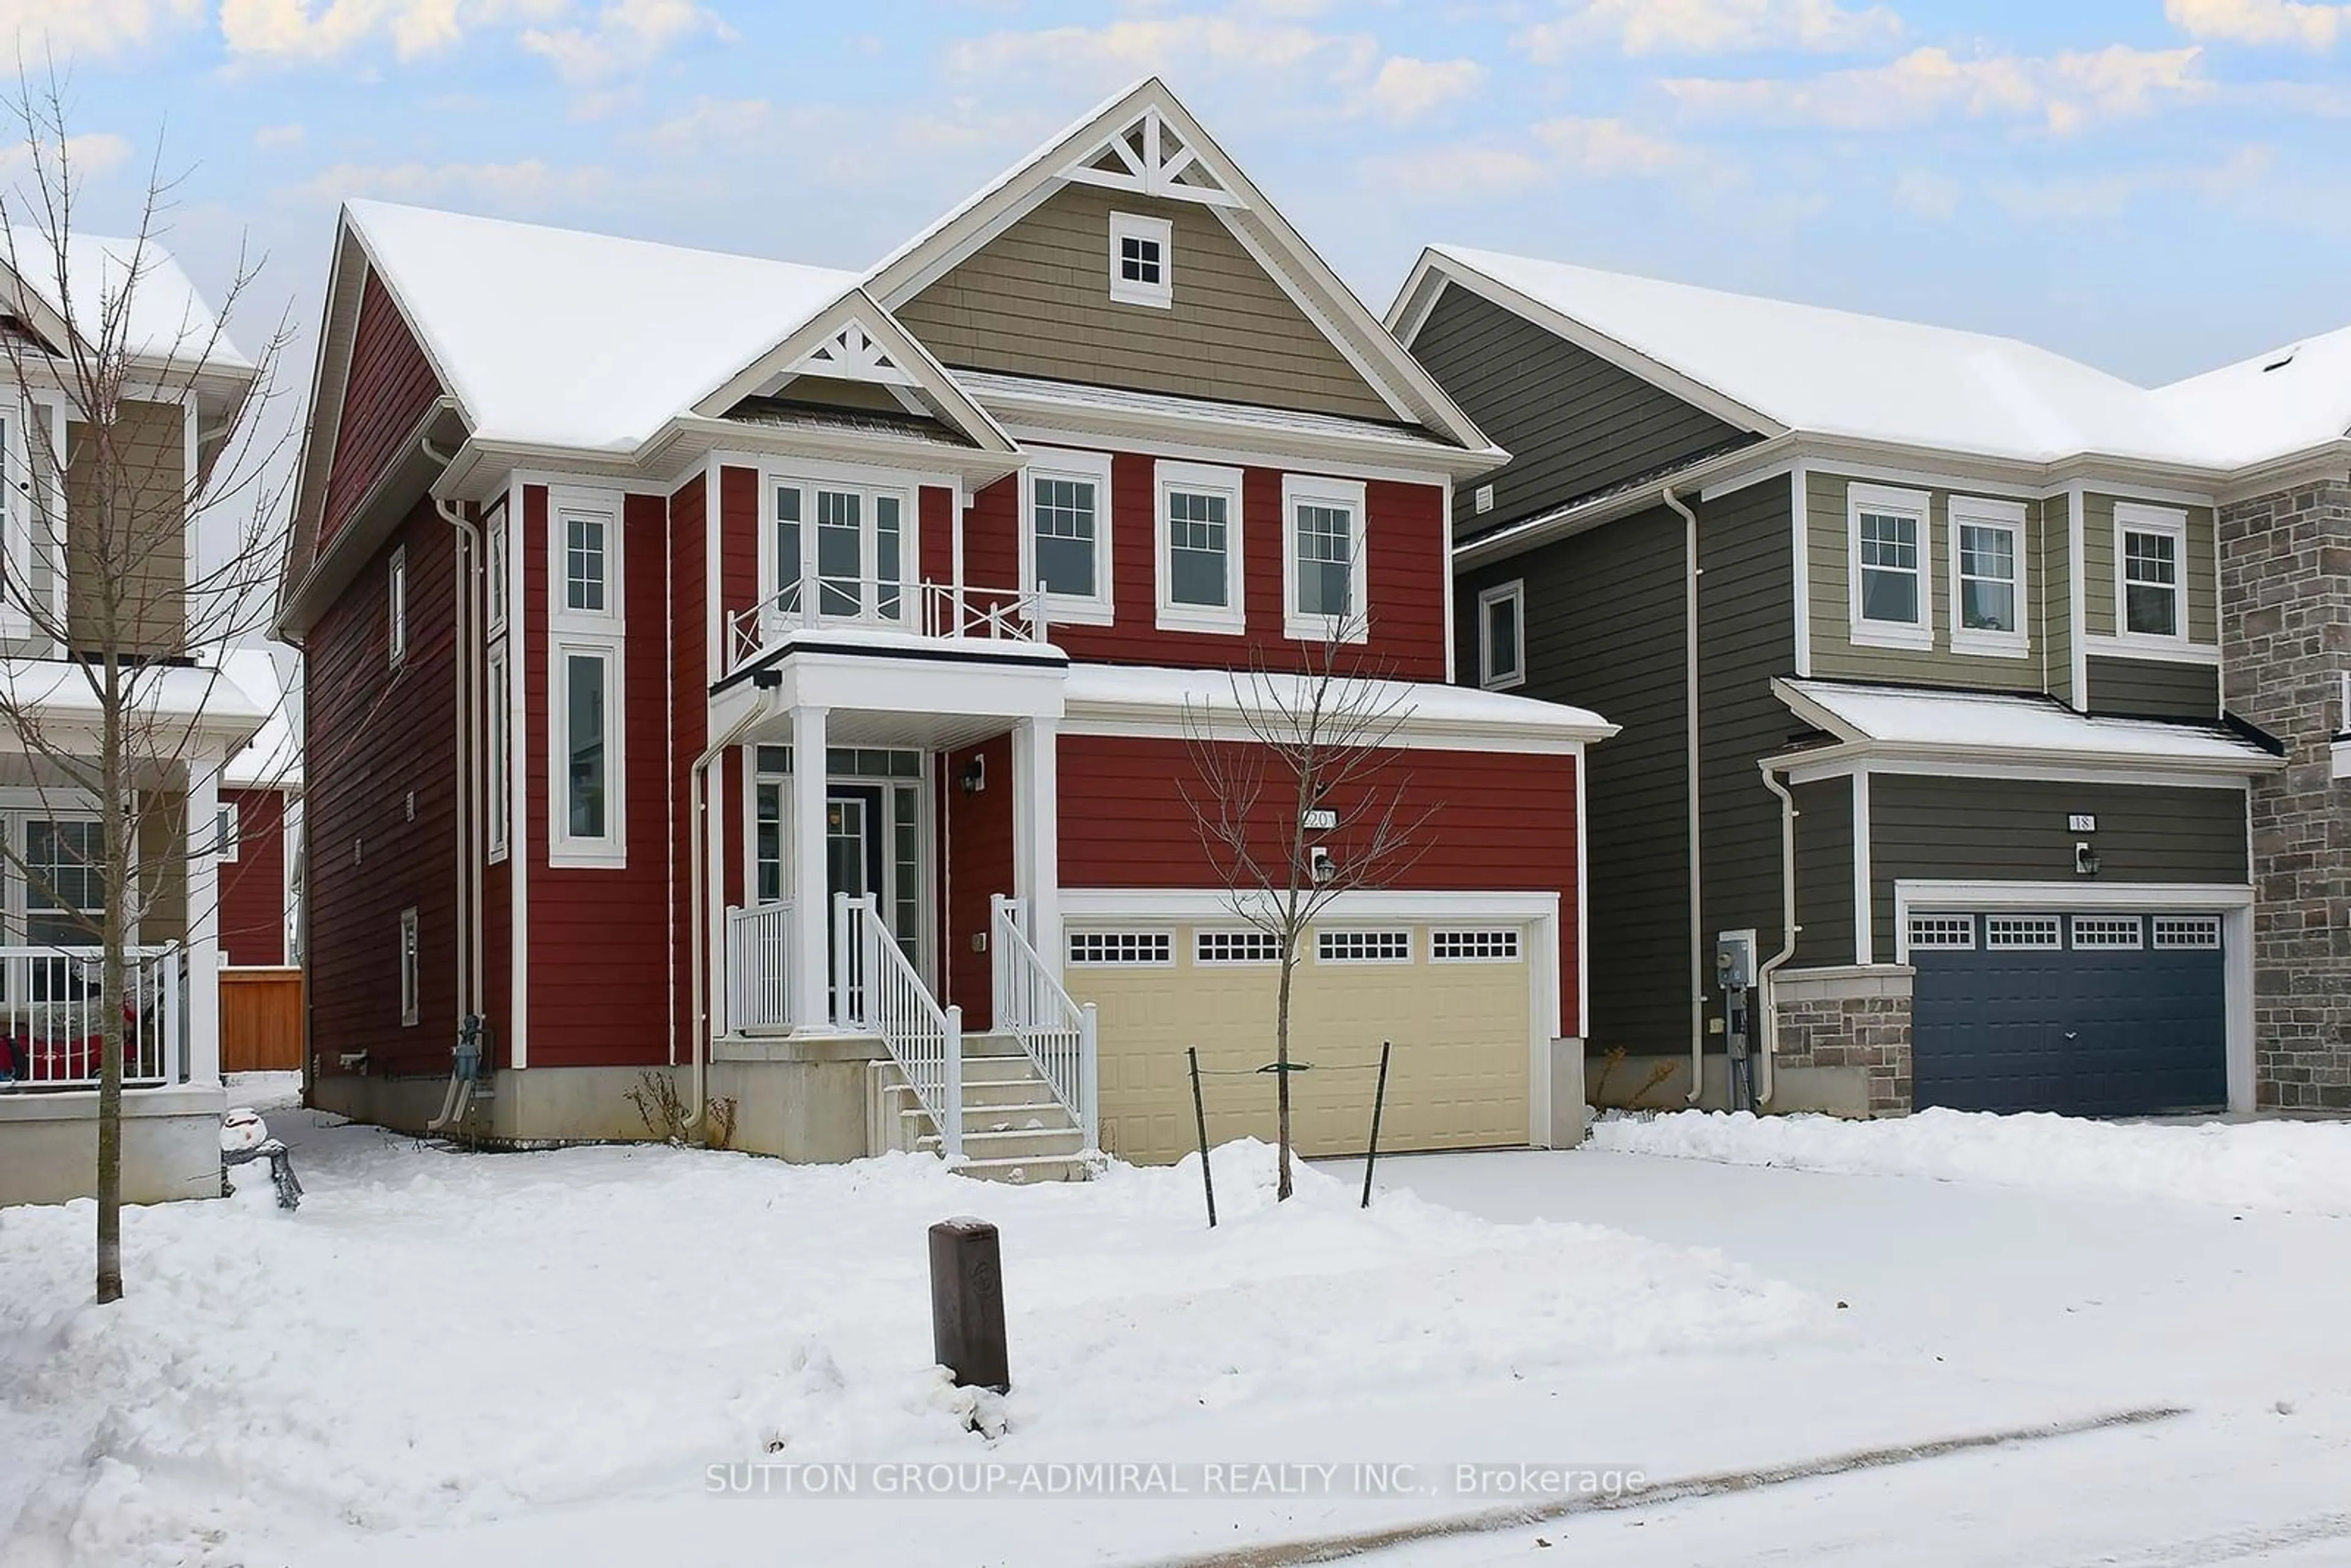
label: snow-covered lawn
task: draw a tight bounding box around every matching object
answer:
[7,1089,2350,1567]
[1589,1106,2351,1216]
[0,1086,1817,1567]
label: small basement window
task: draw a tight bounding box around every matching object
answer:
[1109,212,1173,309]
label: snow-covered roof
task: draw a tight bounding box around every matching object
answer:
[216,647,301,790]
[956,369,1460,456]
[2151,324,2351,470]
[1424,247,2225,469]
[0,658,270,751]
[4,228,250,371]
[1065,662,1615,751]
[343,200,859,454]
[1775,678,2279,775]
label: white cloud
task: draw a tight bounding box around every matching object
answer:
[1363,116,1714,200]
[520,0,728,84]
[945,12,1379,85]
[293,157,610,209]
[1987,143,2273,219]
[1364,56,1486,122]
[1517,0,1903,61]
[0,0,202,58]
[1662,44,2208,132]
[0,131,134,181]
[2165,0,2350,49]
[1891,166,1959,219]
[253,122,307,149]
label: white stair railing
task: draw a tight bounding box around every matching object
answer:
[836,893,962,1161]
[990,895,1098,1153]
[723,902,794,1032]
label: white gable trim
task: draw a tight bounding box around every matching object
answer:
[1059,102,1242,208]
[786,318,918,386]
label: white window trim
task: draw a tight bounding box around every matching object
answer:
[1430,928,1523,963]
[1108,211,1174,310]
[387,546,408,666]
[1281,474,1370,645]
[1946,495,2029,659]
[549,637,626,869]
[486,511,509,636]
[1847,482,1932,650]
[487,640,510,863]
[398,906,420,1027]
[1152,459,1244,636]
[2113,501,2190,647]
[215,800,240,864]
[1193,928,1284,966]
[1477,579,1526,691]
[1019,447,1116,627]
[1314,928,1414,964]
[550,489,623,630]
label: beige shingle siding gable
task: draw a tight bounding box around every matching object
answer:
[67,397,188,658]
[893,182,1396,422]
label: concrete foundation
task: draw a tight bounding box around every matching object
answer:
[1584,967,1916,1118]
[0,1084,228,1206]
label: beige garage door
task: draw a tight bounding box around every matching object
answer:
[1065,923,1535,1166]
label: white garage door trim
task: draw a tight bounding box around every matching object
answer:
[1059,886,1565,1146]
[1891,879,2255,1114]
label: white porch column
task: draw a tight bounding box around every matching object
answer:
[1011,716,1062,980]
[789,705,831,1032]
[185,754,222,1086]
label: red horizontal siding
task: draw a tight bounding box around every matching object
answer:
[1059,735,1580,1035]
[306,496,462,1076]
[670,476,707,1056]
[319,272,441,552]
[219,787,286,967]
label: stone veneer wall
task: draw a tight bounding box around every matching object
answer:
[2219,481,2351,1111]
[1771,967,1914,1116]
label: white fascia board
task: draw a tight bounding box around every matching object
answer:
[1060,886,1561,921]
[1452,433,1799,571]
[738,645,1067,723]
[982,408,1496,484]
[1782,751,2257,792]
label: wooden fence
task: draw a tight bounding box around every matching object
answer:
[220,966,303,1074]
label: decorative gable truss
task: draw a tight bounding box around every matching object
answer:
[787,319,918,387]
[1059,105,1240,208]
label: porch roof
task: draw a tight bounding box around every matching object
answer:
[0,659,270,756]
[1062,662,1616,754]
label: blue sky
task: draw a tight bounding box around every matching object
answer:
[26,0,2351,401]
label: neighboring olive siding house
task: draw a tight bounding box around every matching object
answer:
[1395,246,2285,1119]
[0,239,269,1206]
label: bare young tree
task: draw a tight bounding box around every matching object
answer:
[1181,626,1434,1201]
[0,75,294,1302]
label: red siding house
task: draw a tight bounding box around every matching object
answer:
[274,80,1613,1176]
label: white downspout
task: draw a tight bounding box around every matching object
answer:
[421,413,485,1135]
[1755,761,1799,1108]
[1663,484,1705,1105]
[681,687,779,1131]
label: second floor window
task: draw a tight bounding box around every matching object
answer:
[1283,475,1368,643]
[387,547,407,665]
[1022,450,1115,625]
[1479,579,1525,690]
[1949,497,2027,657]
[1155,460,1243,634]
[1848,484,1930,648]
[564,514,607,613]
[2120,509,2184,639]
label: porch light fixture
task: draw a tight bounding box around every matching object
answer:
[2074,841,2101,877]
[960,757,986,795]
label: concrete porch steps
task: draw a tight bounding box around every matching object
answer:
[872,1031,1093,1184]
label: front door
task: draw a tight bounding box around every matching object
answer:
[827,786,885,1018]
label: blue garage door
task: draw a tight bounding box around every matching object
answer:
[1910,912,2227,1117]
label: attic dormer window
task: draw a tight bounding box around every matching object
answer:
[1109,212,1172,309]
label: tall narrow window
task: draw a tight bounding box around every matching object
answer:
[566,651,607,840]
[216,802,241,863]
[1022,450,1115,624]
[485,511,509,634]
[1155,460,1243,634]
[388,547,408,665]
[2118,505,2186,639]
[549,487,626,865]
[398,907,419,1026]
[773,484,804,613]
[1847,484,1930,648]
[486,643,509,861]
[1478,579,1525,690]
[26,818,103,947]
[815,489,863,618]
[1282,475,1368,643]
[1948,497,2027,657]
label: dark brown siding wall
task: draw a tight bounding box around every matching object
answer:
[1460,508,1687,1051]
[956,460,1447,681]
[1870,775,2249,956]
[1790,777,1854,967]
[220,786,287,966]
[1408,282,1750,539]
[1057,735,1581,1035]
[1697,478,1799,1005]
[307,496,459,1078]
[522,489,675,1070]
[319,273,442,552]
[2085,656,2220,721]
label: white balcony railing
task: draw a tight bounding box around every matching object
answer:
[0,944,186,1089]
[726,571,1051,672]
[990,895,1098,1153]
[724,902,794,1032]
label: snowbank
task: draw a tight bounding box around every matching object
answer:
[1591,1108,2351,1216]
[0,1122,1821,1567]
